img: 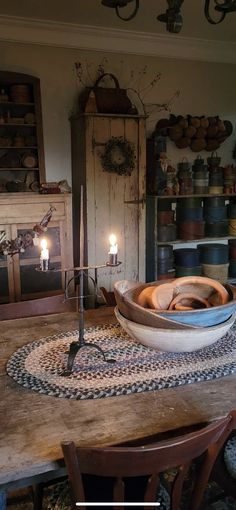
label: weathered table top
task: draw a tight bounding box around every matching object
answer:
[1,307,236,487]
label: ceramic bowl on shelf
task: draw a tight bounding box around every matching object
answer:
[114,279,236,328]
[114,306,235,353]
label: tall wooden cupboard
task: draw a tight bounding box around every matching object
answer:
[71,113,146,292]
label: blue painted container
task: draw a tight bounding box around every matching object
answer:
[176,207,203,221]
[157,244,173,260]
[157,259,174,273]
[174,248,200,267]
[197,243,229,264]
[204,206,227,221]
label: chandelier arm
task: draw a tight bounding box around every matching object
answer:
[115,0,139,20]
[204,0,226,24]
[215,0,236,8]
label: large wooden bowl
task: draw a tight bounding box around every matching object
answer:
[114,280,197,330]
[115,306,235,352]
[114,279,236,328]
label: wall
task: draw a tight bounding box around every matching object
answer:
[0,40,236,184]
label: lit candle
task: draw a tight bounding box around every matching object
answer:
[108,234,118,265]
[40,238,49,271]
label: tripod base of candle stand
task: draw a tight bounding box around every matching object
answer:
[62,340,116,376]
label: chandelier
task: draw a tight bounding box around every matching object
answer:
[101,0,236,33]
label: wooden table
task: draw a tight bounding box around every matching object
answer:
[1,307,236,490]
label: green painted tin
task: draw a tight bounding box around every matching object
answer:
[157,224,177,242]
[205,220,228,237]
[175,265,202,277]
[204,196,225,208]
[178,197,202,209]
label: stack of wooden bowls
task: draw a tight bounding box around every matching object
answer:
[114,277,236,352]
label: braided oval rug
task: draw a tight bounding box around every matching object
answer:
[6,322,236,400]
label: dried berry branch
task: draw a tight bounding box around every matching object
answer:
[74,59,180,116]
[0,205,56,257]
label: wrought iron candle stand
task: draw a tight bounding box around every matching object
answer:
[36,185,121,376]
[62,259,121,376]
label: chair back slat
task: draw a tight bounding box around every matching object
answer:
[100,287,116,306]
[62,411,234,510]
[171,463,190,510]
[144,473,160,503]
[113,477,124,504]
[0,294,76,320]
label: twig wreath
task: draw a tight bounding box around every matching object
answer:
[101,137,136,176]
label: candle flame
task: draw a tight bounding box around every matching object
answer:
[41,238,47,250]
[109,234,117,246]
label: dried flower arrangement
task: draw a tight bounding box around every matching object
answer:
[0,205,55,256]
[74,57,180,117]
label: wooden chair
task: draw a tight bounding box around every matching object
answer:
[211,412,236,500]
[0,294,76,321]
[100,287,116,306]
[61,411,234,510]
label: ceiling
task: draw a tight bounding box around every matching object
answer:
[0,0,236,43]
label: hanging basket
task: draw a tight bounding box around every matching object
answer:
[79,73,133,115]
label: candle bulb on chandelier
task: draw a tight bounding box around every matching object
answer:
[40,238,49,271]
[108,233,118,266]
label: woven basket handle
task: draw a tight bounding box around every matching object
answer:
[94,73,120,89]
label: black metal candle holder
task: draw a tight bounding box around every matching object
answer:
[36,184,121,375]
[62,261,121,376]
[36,260,121,375]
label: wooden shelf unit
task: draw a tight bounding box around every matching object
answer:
[146,193,236,282]
[0,71,45,192]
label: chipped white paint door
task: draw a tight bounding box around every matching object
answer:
[71,114,146,293]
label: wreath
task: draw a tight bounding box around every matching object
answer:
[101,137,136,176]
